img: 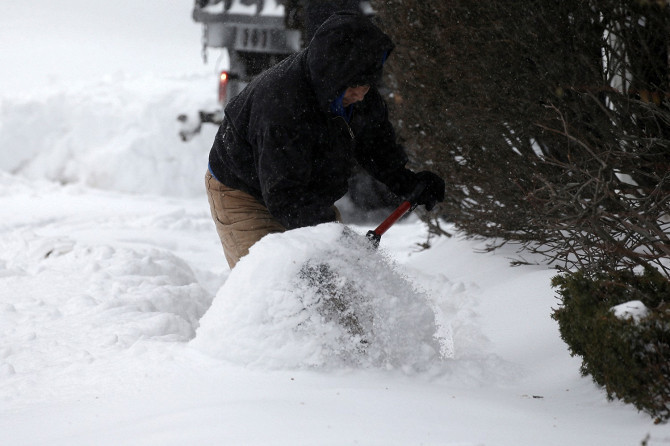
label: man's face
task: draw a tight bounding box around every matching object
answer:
[342,85,370,107]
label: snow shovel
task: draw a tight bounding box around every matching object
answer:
[366,181,427,248]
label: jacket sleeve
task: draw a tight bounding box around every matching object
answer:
[353,90,418,197]
[255,123,337,230]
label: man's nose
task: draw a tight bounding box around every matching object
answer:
[353,85,370,100]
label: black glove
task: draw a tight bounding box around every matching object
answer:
[413,171,445,211]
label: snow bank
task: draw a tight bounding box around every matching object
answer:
[0,229,212,382]
[192,223,448,371]
[0,73,217,197]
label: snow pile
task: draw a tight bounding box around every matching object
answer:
[192,223,448,371]
[0,73,217,197]
[612,300,650,323]
[0,229,212,382]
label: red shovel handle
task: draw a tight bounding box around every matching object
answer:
[372,200,412,237]
[366,181,426,248]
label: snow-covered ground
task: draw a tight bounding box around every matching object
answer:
[1,1,669,445]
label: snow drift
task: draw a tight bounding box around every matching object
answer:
[0,228,212,382]
[0,73,217,197]
[192,223,449,371]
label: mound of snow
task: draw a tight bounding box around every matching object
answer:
[0,231,212,380]
[191,223,448,371]
[611,300,649,323]
[0,73,217,197]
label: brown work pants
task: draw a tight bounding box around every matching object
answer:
[205,171,286,269]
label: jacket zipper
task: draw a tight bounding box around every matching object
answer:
[334,116,355,140]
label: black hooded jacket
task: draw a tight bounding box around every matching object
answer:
[208,12,418,229]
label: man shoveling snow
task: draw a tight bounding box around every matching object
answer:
[204,11,445,269]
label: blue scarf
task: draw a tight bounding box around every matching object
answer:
[329,91,353,122]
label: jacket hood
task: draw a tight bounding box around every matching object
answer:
[306,12,394,112]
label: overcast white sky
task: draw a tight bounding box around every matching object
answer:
[0,0,205,96]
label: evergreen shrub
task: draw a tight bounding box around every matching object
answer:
[552,268,670,423]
